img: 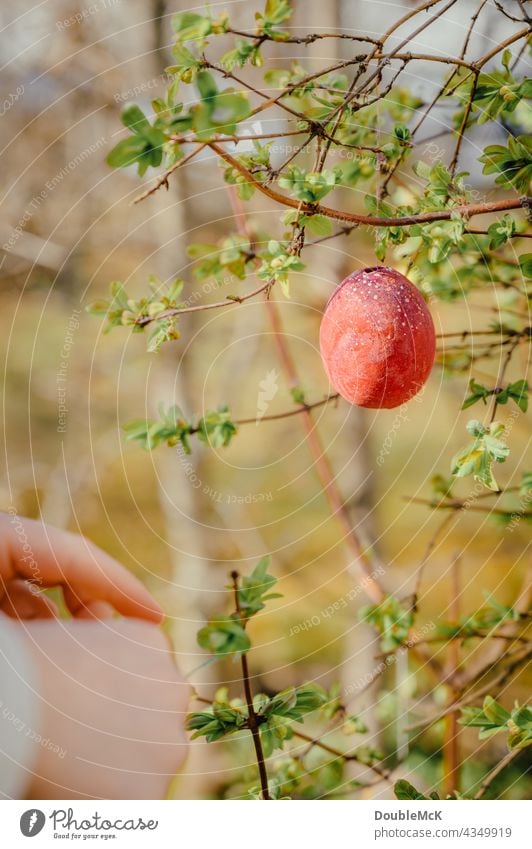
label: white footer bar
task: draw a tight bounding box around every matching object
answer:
[1,799,528,848]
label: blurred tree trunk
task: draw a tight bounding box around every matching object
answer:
[292,0,388,782]
[149,1,220,799]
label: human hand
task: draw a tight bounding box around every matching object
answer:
[0,512,162,622]
[20,617,190,799]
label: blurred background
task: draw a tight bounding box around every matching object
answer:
[0,0,530,798]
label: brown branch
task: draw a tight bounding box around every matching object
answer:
[208,142,529,226]
[225,27,381,46]
[206,61,305,122]
[465,229,532,239]
[404,497,532,518]
[136,279,272,326]
[132,143,207,204]
[449,68,479,176]
[226,185,386,603]
[442,554,461,796]
[488,337,521,424]
[184,394,342,437]
[231,571,270,800]
[476,26,531,68]
[235,394,340,426]
[193,693,392,785]
[329,0,461,121]
[474,748,521,799]
[291,730,391,782]
[412,512,456,611]
[405,646,532,734]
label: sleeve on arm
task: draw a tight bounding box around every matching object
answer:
[0,618,41,799]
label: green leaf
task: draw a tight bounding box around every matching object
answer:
[256,0,292,33]
[197,614,251,656]
[520,471,532,497]
[260,715,290,756]
[196,70,218,102]
[197,405,238,448]
[172,11,212,42]
[123,402,236,454]
[460,697,532,750]
[360,595,414,652]
[290,386,306,404]
[260,683,328,721]
[121,103,150,134]
[106,135,149,169]
[304,214,333,236]
[186,689,247,742]
[487,215,516,250]
[506,379,528,412]
[278,166,341,202]
[168,44,202,83]
[394,780,430,800]
[519,253,532,279]
[462,378,490,409]
[479,136,532,194]
[237,556,281,618]
[483,695,511,725]
[221,40,263,71]
[451,421,509,491]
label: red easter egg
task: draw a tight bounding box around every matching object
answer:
[319,266,435,409]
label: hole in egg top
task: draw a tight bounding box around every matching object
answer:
[319,266,436,409]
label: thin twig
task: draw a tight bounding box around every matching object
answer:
[404,647,532,734]
[132,143,207,204]
[474,749,521,799]
[209,141,529,227]
[442,554,461,796]
[231,570,270,800]
[292,729,392,782]
[136,279,272,326]
[488,337,521,424]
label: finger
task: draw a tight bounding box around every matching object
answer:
[0,514,163,623]
[64,593,115,620]
[0,579,59,620]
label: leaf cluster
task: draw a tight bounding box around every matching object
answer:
[360,595,414,652]
[124,403,237,453]
[451,420,509,491]
[462,378,528,413]
[460,696,532,750]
